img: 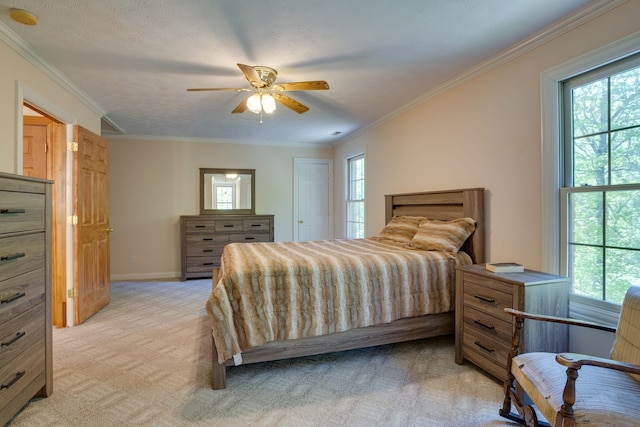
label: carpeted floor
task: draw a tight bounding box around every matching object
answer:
[8,279,519,426]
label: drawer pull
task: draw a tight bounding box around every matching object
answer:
[195,225,206,228]
[202,238,213,241]
[474,320,496,331]
[1,292,26,304]
[244,237,255,240]
[202,249,213,253]
[0,208,26,214]
[250,224,261,227]
[203,262,214,266]
[1,252,26,262]
[1,331,26,347]
[474,341,495,353]
[473,294,496,304]
[223,224,234,228]
[1,371,25,390]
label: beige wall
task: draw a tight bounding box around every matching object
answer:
[2,1,639,290]
[334,1,640,273]
[0,39,101,173]
[109,137,332,279]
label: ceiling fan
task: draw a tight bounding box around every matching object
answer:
[187,64,329,115]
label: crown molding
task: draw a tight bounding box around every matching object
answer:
[105,133,332,149]
[336,0,628,147]
[0,21,107,117]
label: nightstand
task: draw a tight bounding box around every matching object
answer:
[455,264,570,381]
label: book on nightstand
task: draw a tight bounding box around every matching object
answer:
[485,262,524,273]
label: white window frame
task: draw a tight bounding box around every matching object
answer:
[542,31,640,325]
[346,152,365,239]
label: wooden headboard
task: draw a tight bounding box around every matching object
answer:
[384,188,485,264]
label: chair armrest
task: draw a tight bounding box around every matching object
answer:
[504,308,616,333]
[556,353,640,376]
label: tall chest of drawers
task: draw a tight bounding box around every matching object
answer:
[180,214,274,281]
[0,172,52,425]
[455,264,570,382]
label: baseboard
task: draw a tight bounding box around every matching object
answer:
[110,271,180,281]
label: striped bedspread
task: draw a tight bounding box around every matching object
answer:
[205,238,471,363]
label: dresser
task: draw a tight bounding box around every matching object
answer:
[0,172,52,426]
[180,214,274,281]
[455,264,570,381]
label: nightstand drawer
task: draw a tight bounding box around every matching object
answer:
[463,327,510,370]
[455,264,570,382]
[463,305,513,343]
[463,281,512,321]
[463,272,513,294]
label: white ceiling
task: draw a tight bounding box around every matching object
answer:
[0,1,609,145]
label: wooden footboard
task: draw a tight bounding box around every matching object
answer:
[210,311,454,389]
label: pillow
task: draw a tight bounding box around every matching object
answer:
[410,217,476,252]
[377,216,425,244]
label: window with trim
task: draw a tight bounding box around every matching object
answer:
[215,185,234,210]
[346,153,365,239]
[561,53,640,306]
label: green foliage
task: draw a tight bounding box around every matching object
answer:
[569,63,640,304]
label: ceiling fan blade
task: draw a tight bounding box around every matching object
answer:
[237,63,264,87]
[187,88,251,92]
[231,97,249,114]
[273,81,330,91]
[272,93,309,114]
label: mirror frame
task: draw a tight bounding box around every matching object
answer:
[199,168,256,215]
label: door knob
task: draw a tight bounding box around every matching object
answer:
[298,219,304,223]
[106,228,114,233]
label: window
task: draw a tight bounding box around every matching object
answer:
[346,153,365,239]
[561,54,640,305]
[215,185,234,210]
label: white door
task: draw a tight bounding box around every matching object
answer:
[293,158,333,241]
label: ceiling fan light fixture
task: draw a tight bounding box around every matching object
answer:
[261,94,276,114]
[246,94,262,114]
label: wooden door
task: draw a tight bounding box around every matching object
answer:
[293,158,333,241]
[74,126,111,324]
[23,116,51,179]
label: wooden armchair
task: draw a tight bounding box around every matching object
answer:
[500,285,640,427]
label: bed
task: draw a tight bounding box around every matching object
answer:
[205,188,485,389]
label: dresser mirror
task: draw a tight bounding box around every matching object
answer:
[200,168,255,215]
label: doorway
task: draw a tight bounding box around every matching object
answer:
[23,104,68,327]
[22,103,112,327]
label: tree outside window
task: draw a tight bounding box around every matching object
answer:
[562,55,640,304]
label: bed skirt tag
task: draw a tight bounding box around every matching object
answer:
[233,353,243,366]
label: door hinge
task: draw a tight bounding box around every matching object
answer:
[67,288,78,298]
[67,215,78,225]
[67,141,78,152]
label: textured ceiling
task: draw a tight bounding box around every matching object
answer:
[0,0,607,145]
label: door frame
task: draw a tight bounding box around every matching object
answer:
[293,158,333,241]
[17,82,77,327]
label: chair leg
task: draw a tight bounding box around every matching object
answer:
[499,315,551,427]
[553,367,578,427]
